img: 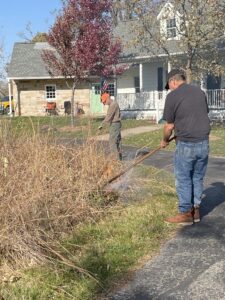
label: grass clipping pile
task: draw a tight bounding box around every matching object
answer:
[0,133,121,273]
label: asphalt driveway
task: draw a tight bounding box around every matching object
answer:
[110,147,225,300]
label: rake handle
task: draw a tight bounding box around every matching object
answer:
[105,136,176,186]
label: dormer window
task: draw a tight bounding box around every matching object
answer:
[167,18,176,38]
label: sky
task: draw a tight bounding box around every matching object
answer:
[0,0,62,60]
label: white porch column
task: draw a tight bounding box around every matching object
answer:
[139,63,143,91]
[114,76,117,100]
[168,61,171,72]
[155,96,160,123]
[8,79,12,116]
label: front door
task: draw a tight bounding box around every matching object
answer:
[91,84,103,113]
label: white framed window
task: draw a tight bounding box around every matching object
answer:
[45,85,56,100]
[167,18,176,38]
[93,83,115,96]
[107,83,115,96]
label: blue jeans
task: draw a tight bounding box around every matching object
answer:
[174,140,209,213]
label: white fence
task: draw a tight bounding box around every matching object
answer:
[117,89,225,122]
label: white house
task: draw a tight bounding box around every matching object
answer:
[7,1,225,120]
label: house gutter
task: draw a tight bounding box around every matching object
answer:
[6,74,106,81]
[120,43,225,64]
[7,76,65,80]
[119,51,185,64]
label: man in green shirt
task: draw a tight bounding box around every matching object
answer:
[99,93,122,160]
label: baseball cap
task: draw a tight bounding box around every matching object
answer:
[165,69,186,90]
[101,93,110,103]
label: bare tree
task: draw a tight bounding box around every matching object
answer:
[111,0,141,25]
[0,81,7,97]
[17,22,35,42]
[0,39,7,81]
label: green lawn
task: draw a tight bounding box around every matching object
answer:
[2,117,224,157]
[123,126,225,157]
[123,128,174,150]
[2,116,152,138]
[209,126,225,157]
[0,117,223,299]
[0,165,177,300]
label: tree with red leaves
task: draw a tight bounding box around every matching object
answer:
[42,0,124,125]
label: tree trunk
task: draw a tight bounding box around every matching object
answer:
[186,54,192,83]
[70,82,76,127]
[186,68,192,84]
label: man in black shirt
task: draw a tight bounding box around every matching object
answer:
[161,69,210,225]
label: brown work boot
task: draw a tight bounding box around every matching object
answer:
[192,206,200,223]
[165,211,193,225]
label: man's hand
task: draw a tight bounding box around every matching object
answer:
[161,122,174,148]
[160,140,169,148]
[98,125,103,130]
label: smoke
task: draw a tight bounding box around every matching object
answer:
[103,149,141,202]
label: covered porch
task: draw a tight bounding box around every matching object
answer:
[117,89,225,122]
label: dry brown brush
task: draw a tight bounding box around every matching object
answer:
[0,126,122,273]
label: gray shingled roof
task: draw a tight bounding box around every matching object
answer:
[8,20,181,79]
[8,24,225,79]
[114,20,181,61]
[8,42,52,79]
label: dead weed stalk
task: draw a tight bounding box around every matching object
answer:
[0,122,122,275]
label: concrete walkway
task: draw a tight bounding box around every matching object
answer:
[95,125,162,141]
[110,147,225,300]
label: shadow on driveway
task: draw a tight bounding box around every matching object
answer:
[201,181,225,218]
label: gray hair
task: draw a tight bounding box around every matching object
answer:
[170,74,186,82]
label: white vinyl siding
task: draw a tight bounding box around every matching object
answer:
[142,63,159,91]
[117,66,139,94]
[117,63,166,93]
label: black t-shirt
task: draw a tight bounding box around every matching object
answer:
[163,83,210,142]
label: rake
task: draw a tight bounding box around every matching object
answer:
[103,136,175,188]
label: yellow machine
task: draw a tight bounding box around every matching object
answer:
[0,96,14,114]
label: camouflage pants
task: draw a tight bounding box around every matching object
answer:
[109,122,122,160]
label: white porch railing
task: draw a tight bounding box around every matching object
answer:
[117,89,225,122]
[117,91,168,122]
[205,89,225,109]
